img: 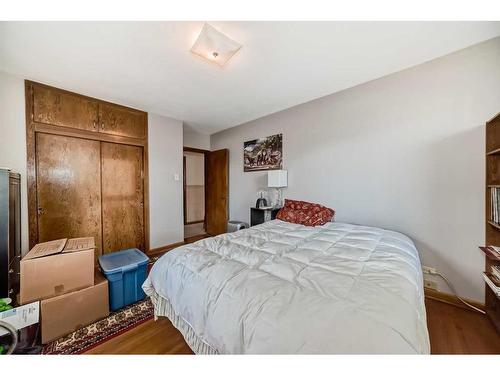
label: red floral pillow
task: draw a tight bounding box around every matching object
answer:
[276,199,334,227]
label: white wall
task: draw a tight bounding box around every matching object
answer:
[183,123,210,150]
[0,71,184,253]
[185,152,205,186]
[148,113,184,248]
[184,151,205,223]
[0,72,29,254]
[212,37,500,302]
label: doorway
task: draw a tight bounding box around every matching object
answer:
[183,148,207,240]
[183,147,229,241]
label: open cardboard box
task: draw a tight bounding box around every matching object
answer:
[20,238,95,304]
[41,271,109,344]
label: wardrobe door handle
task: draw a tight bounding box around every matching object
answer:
[93,121,97,130]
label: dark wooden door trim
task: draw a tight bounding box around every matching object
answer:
[183,155,187,225]
[25,81,38,250]
[25,80,150,253]
[142,121,150,254]
[34,123,146,147]
[183,146,209,154]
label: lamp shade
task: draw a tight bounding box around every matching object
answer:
[268,170,287,188]
[190,23,242,67]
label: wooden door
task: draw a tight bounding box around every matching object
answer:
[101,142,145,253]
[35,133,102,259]
[32,84,99,132]
[99,103,146,139]
[206,149,229,235]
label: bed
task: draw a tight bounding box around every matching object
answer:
[143,220,430,354]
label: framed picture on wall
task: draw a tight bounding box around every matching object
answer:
[244,133,283,172]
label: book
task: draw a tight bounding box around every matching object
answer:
[489,246,500,254]
[492,265,500,280]
[492,188,497,223]
[496,187,499,223]
[491,187,500,224]
[485,272,500,286]
[483,273,500,298]
[497,188,500,222]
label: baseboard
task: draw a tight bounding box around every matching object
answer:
[424,287,485,312]
[184,233,210,244]
[148,241,185,258]
[185,220,205,225]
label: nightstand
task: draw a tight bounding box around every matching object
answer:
[250,207,281,226]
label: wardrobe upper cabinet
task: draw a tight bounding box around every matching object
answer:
[30,83,146,139]
[32,84,99,132]
[98,103,146,139]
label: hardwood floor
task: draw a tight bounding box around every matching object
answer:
[85,317,193,354]
[86,298,499,354]
[425,297,500,354]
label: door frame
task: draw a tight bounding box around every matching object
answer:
[25,80,150,253]
[183,147,209,230]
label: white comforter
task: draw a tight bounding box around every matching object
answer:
[146,220,430,354]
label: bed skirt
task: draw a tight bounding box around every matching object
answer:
[142,279,219,355]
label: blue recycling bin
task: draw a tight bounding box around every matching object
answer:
[98,248,149,311]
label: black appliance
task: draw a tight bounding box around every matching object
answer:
[0,169,21,304]
[255,192,268,209]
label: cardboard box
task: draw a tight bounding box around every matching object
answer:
[41,271,109,344]
[20,238,95,304]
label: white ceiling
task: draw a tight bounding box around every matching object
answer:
[1,21,500,134]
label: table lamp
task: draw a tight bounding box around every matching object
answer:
[268,170,287,208]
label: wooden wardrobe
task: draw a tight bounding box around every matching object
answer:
[25,81,149,259]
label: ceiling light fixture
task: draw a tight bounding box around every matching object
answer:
[190,23,242,67]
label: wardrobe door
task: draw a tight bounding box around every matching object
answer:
[98,103,146,139]
[32,84,99,132]
[36,133,102,260]
[101,142,145,253]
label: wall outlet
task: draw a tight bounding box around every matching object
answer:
[422,266,437,275]
[424,279,438,290]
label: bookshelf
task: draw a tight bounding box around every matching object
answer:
[484,112,500,333]
[488,221,500,230]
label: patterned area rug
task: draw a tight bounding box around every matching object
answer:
[42,299,154,354]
